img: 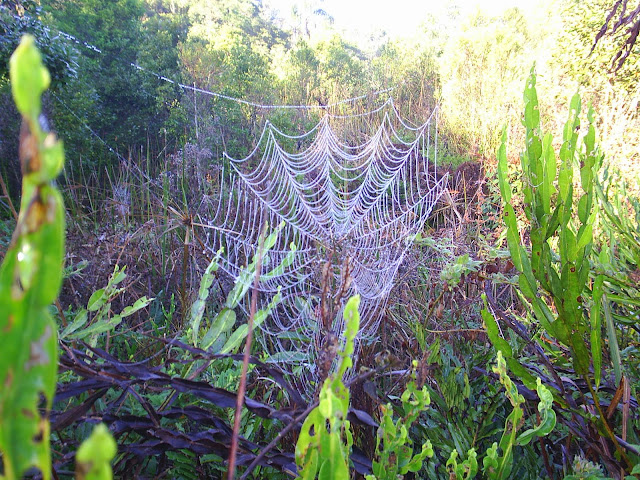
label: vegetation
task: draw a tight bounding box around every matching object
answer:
[1,0,639,479]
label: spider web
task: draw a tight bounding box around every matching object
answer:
[194,98,447,380]
[46,29,445,383]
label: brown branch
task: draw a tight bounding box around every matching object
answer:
[591,0,640,71]
[0,171,18,220]
[227,225,267,480]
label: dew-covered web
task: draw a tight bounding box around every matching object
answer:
[196,98,448,380]
[44,28,447,387]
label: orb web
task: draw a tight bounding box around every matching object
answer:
[198,99,447,380]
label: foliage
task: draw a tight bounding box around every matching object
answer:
[366,368,433,480]
[439,253,483,288]
[48,230,305,477]
[42,0,157,163]
[59,265,153,345]
[595,167,640,331]
[497,66,602,377]
[189,226,295,355]
[446,448,478,480]
[295,294,360,480]
[0,34,64,480]
[0,0,77,86]
[439,8,534,157]
[481,353,556,479]
[1,2,639,479]
[490,66,637,475]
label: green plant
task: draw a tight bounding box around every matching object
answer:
[490,66,635,473]
[0,34,65,480]
[366,365,434,480]
[59,265,153,345]
[440,253,483,289]
[482,352,556,480]
[497,66,603,379]
[189,225,294,355]
[446,448,478,480]
[75,424,117,480]
[294,295,360,480]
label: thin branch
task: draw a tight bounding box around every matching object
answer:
[0,171,18,220]
[227,224,267,480]
[591,0,640,71]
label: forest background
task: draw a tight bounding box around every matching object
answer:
[1,0,637,179]
[0,0,639,478]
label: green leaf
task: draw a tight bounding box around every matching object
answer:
[497,128,511,203]
[576,223,593,250]
[523,66,540,130]
[0,313,58,480]
[71,315,123,339]
[265,350,308,363]
[87,288,106,312]
[0,36,64,480]
[541,133,556,215]
[110,266,127,286]
[591,275,604,387]
[603,295,622,385]
[120,296,153,318]
[60,309,89,339]
[201,308,236,351]
[517,379,556,445]
[219,291,281,354]
[481,302,512,357]
[9,35,50,120]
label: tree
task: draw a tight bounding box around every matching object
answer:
[0,0,76,86]
[42,0,156,163]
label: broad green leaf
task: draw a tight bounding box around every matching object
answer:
[226,271,254,308]
[506,358,537,390]
[71,315,123,339]
[265,350,308,363]
[0,311,58,480]
[276,331,311,342]
[219,291,281,354]
[0,36,64,480]
[570,330,590,375]
[577,194,589,224]
[111,267,127,285]
[263,243,297,279]
[481,303,512,357]
[576,223,593,250]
